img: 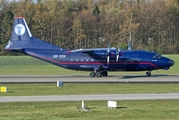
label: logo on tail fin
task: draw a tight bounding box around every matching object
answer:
[15,24,25,36]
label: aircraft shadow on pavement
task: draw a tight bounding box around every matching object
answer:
[58,74,179,78]
[119,74,179,79]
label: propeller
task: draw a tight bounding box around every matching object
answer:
[116,47,120,62]
[128,42,132,50]
[106,43,110,66]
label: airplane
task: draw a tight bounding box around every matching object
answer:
[4,17,175,77]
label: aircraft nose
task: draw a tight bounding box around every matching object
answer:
[169,59,175,66]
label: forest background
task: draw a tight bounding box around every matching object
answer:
[0,0,179,55]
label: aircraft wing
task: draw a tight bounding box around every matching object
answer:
[71,48,116,53]
[71,49,93,53]
[71,49,105,59]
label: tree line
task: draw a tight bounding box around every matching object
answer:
[0,0,179,55]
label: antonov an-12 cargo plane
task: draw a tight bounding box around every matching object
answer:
[5,17,175,77]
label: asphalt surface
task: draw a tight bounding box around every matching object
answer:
[1,93,179,103]
[0,75,179,102]
[0,74,179,83]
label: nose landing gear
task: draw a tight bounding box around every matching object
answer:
[146,71,151,77]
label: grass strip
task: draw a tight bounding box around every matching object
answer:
[1,83,179,96]
[0,100,179,120]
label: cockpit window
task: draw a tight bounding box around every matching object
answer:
[153,54,161,58]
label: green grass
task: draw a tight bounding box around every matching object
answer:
[0,100,179,120]
[0,54,178,75]
[1,83,179,96]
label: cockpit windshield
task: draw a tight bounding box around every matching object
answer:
[153,53,162,58]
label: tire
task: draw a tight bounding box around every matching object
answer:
[101,71,108,76]
[89,72,95,77]
[146,71,151,77]
[96,72,101,77]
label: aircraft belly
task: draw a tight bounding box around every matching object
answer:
[112,64,139,71]
[138,62,158,71]
[79,65,95,70]
[66,64,93,71]
[107,61,139,71]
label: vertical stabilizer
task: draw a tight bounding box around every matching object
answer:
[10,16,32,41]
[5,16,65,51]
[5,16,33,50]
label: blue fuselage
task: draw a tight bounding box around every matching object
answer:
[23,48,174,72]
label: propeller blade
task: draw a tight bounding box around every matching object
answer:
[107,56,109,66]
[116,47,120,62]
[128,42,132,50]
[107,43,110,52]
[116,55,119,62]
[107,43,110,66]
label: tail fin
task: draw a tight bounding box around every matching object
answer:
[5,16,65,51]
[11,16,32,41]
[5,16,32,50]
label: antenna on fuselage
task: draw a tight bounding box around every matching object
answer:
[128,13,132,50]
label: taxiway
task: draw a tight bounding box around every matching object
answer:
[1,93,179,102]
[0,74,179,83]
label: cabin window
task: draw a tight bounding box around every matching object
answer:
[91,59,94,61]
[71,59,73,61]
[76,59,78,61]
[153,54,161,58]
[86,59,88,61]
[81,59,83,61]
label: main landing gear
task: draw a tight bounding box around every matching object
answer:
[89,71,108,77]
[146,71,151,77]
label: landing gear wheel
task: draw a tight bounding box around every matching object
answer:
[96,71,101,77]
[89,72,95,77]
[146,71,151,77]
[101,71,108,76]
